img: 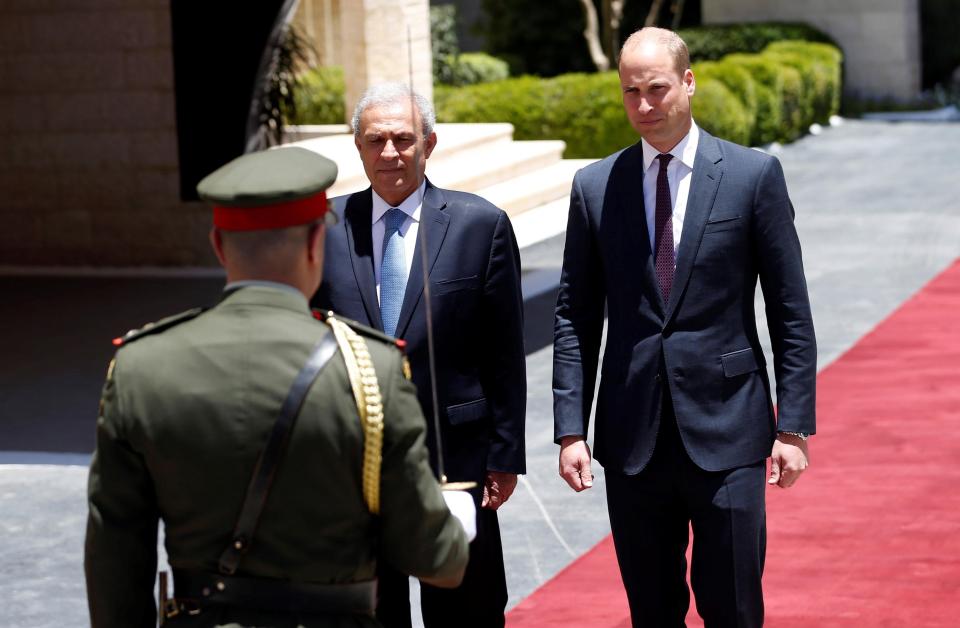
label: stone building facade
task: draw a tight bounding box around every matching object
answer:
[0,0,202,266]
[0,0,431,267]
[294,0,433,117]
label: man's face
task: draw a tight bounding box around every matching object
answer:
[619,41,695,153]
[355,101,437,207]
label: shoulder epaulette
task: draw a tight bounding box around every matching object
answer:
[312,309,407,352]
[111,307,207,347]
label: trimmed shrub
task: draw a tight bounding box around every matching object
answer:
[440,52,510,86]
[693,60,758,145]
[436,73,636,159]
[295,43,843,156]
[293,65,345,125]
[432,4,510,86]
[691,76,753,147]
[679,22,836,62]
[764,41,842,123]
[723,53,802,143]
[436,69,755,157]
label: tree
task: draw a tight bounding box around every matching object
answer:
[644,0,666,27]
[481,0,700,76]
[602,0,626,66]
[577,0,610,71]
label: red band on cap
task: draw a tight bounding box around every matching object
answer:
[213,192,328,231]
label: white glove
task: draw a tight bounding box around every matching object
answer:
[441,489,477,543]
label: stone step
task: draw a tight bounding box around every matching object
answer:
[427,139,566,194]
[290,123,514,197]
[511,197,572,250]
[474,159,595,217]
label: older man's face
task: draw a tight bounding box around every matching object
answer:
[355,101,437,207]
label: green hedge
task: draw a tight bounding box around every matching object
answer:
[294,41,843,155]
[436,73,635,159]
[722,53,802,143]
[293,66,345,125]
[435,40,842,156]
[765,41,843,123]
[432,4,510,87]
[678,22,836,62]
[437,52,510,87]
[692,61,758,146]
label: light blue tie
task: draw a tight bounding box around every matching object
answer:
[380,208,407,337]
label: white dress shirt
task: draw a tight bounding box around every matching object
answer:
[640,122,700,261]
[371,181,425,303]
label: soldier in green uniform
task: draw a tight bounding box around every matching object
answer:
[84,146,472,628]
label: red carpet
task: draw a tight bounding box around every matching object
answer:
[508,258,960,627]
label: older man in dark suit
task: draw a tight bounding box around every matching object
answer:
[553,28,817,627]
[313,83,526,628]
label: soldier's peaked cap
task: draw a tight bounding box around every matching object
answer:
[197,146,338,231]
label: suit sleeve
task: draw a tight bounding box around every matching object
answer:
[553,173,607,442]
[378,350,469,581]
[479,210,527,474]
[84,357,160,628]
[753,156,817,434]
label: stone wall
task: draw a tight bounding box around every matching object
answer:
[702,0,922,101]
[0,0,434,267]
[296,0,433,126]
[0,0,211,266]
[293,0,344,69]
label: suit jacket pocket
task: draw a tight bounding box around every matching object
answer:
[446,397,488,425]
[720,348,761,377]
[433,275,481,296]
[703,215,742,235]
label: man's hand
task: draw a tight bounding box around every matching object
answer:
[559,436,594,491]
[769,433,810,488]
[482,471,517,510]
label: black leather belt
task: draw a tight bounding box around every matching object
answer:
[172,569,377,616]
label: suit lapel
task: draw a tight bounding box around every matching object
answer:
[343,190,383,330]
[616,144,665,316]
[395,182,449,338]
[665,130,724,322]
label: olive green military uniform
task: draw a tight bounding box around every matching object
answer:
[84,284,469,627]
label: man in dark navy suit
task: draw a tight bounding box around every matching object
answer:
[553,28,817,627]
[313,83,525,628]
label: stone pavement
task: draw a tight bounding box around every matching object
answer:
[2,120,959,626]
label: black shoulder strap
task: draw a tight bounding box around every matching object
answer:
[218,332,340,575]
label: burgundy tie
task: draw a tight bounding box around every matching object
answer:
[654,153,675,301]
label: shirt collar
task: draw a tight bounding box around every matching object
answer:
[641,121,699,172]
[371,180,427,224]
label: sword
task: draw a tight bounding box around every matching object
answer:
[405,25,475,492]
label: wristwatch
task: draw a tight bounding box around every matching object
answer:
[778,431,809,441]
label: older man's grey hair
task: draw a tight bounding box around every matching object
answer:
[352,83,436,139]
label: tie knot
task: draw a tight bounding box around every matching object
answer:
[385,208,405,231]
[658,153,673,167]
